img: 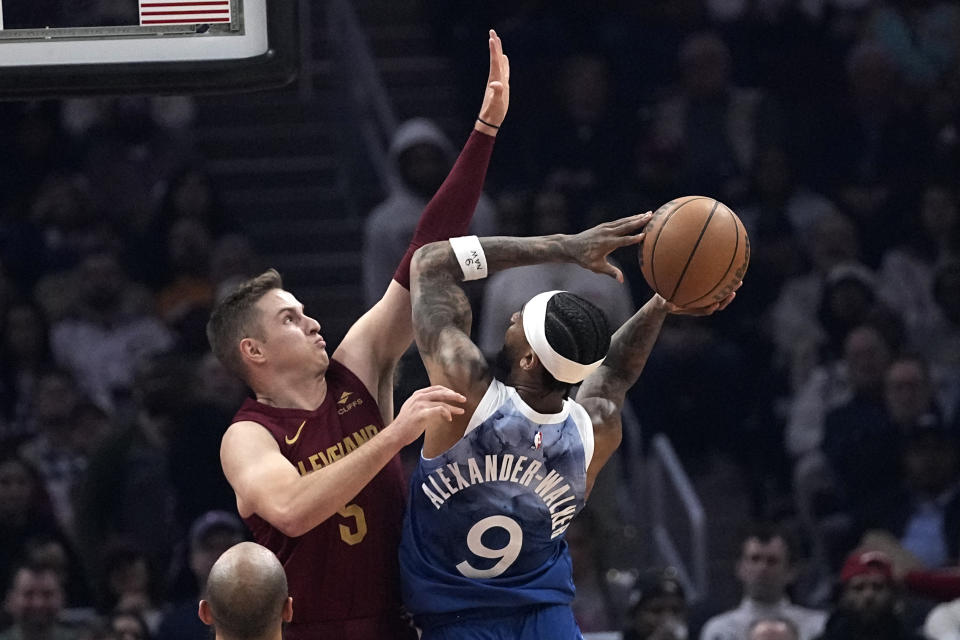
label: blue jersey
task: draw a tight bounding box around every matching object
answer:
[399,379,594,629]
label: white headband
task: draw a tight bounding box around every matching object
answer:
[522,290,605,384]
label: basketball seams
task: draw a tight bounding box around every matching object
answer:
[666,199,720,302]
[678,206,742,307]
[648,196,711,296]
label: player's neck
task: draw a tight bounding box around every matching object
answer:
[255,371,328,410]
[513,384,565,415]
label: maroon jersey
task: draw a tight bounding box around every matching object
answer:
[232,359,416,640]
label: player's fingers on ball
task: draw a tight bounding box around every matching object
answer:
[620,232,644,247]
[612,212,647,229]
[718,291,737,310]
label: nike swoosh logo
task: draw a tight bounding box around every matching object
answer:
[285,420,306,445]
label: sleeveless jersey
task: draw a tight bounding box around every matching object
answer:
[398,378,594,628]
[232,359,415,640]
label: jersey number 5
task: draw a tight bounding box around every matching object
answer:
[456,515,523,579]
[337,503,367,545]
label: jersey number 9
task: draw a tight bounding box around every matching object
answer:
[456,515,523,579]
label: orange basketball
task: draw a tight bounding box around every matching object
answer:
[639,195,749,307]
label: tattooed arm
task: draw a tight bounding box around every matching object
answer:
[409,212,651,455]
[575,296,670,496]
[576,287,741,496]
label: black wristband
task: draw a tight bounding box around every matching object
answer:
[476,117,500,130]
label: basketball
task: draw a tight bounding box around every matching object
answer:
[639,195,749,307]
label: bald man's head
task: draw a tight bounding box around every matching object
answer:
[199,542,291,640]
[749,618,799,640]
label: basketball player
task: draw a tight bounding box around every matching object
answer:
[400,212,738,639]
[199,542,291,640]
[206,31,510,640]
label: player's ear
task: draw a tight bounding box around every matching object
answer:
[198,600,214,626]
[240,337,266,364]
[282,597,293,622]
[519,347,537,372]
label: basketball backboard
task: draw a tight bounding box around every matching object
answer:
[0,0,297,97]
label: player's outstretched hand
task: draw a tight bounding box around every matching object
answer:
[392,385,466,445]
[475,29,510,131]
[566,211,652,283]
[656,281,741,316]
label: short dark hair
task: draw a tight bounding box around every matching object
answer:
[206,269,283,381]
[739,522,797,565]
[540,292,611,393]
[4,558,63,596]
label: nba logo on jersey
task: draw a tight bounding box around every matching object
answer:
[533,430,543,450]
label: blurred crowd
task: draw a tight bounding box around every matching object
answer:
[0,95,260,640]
[2,1,960,639]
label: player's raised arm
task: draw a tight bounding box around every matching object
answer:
[409,212,651,455]
[335,30,510,416]
[576,288,740,496]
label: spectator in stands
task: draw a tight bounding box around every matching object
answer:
[533,53,634,213]
[197,542,291,640]
[878,181,960,358]
[816,550,919,640]
[699,524,826,640]
[166,354,247,529]
[925,595,960,639]
[647,31,782,205]
[820,41,928,266]
[785,267,892,453]
[130,164,234,291]
[0,560,78,640]
[623,568,688,640]
[48,251,173,414]
[770,214,863,394]
[155,218,215,353]
[927,261,960,423]
[859,413,960,569]
[75,356,192,582]
[0,454,67,604]
[567,516,616,633]
[0,301,55,445]
[93,543,159,634]
[28,173,111,283]
[820,328,903,513]
[864,0,960,92]
[209,234,260,303]
[18,369,90,536]
[362,117,497,307]
[735,145,837,319]
[157,511,247,640]
[108,610,151,640]
[74,97,193,242]
[21,534,91,610]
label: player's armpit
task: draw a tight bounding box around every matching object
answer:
[580,405,623,499]
[333,281,414,400]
